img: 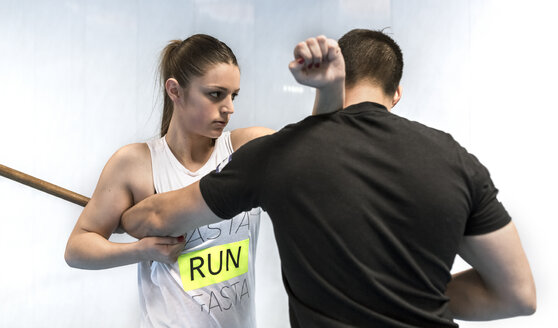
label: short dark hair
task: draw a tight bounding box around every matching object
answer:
[338,29,403,96]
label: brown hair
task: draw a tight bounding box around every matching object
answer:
[159,34,238,136]
[338,29,403,96]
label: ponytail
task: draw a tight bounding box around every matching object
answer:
[159,40,181,137]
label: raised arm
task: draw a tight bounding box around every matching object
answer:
[231,36,346,150]
[121,181,222,239]
[64,144,185,269]
[289,35,345,115]
[446,221,536,320]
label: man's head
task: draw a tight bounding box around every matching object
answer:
[338,29,403,108]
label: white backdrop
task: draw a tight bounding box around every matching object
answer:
[0,0,556,327]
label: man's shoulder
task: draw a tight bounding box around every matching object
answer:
[272,113,332,139]
[394,114,461,147]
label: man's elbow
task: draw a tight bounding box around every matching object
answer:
[507,281,537,316]
[515,285,537,316]
[520,300,537,316]
[144,210,167,236]
[123,210,164,238]
[121,196,166,238]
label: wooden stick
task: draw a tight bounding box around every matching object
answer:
[0,163,89,207]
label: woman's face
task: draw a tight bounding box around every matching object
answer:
[177,63,240,139]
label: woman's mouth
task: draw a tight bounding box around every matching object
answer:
[213,120,228,128]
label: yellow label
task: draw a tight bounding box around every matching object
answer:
[178,239,249,291]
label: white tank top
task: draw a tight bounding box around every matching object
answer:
[139,132,260,328]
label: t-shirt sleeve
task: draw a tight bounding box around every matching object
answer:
[199,136,268,219]
[464,153,511,235]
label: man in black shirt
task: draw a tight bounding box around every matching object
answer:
[122,30,536,327]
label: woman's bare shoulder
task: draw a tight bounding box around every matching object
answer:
[230,127,274,151]
[97,142,153,198]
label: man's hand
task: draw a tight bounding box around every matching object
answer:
[289,35,345,88]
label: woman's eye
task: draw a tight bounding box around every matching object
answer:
[232,93,238,101]
[209,91,221,98]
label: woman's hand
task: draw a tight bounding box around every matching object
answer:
[289,35,345,115]
[289,35,345,89]
[138,236,187,264]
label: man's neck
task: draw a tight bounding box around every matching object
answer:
[344,84,393,111]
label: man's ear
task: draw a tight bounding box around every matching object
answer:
[165,78,182,102]
[392,85,402,107]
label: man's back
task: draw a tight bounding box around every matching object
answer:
[202,101,510,327]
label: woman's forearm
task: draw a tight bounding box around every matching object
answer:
[313,80,345,115]
[65,230,144,270]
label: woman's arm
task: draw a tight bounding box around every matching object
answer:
[64,143,185,269]
[289,35,345,115]
[230,127,274,151]
[231,36,346,150]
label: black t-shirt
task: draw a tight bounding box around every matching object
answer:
[200,102,511,327]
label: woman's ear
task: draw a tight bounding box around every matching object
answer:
[165,78,182,102]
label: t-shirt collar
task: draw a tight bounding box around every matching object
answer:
[343,101,388,114]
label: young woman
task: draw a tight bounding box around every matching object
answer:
[64,34,344,327]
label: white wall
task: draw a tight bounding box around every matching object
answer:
[0,0,555,327]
